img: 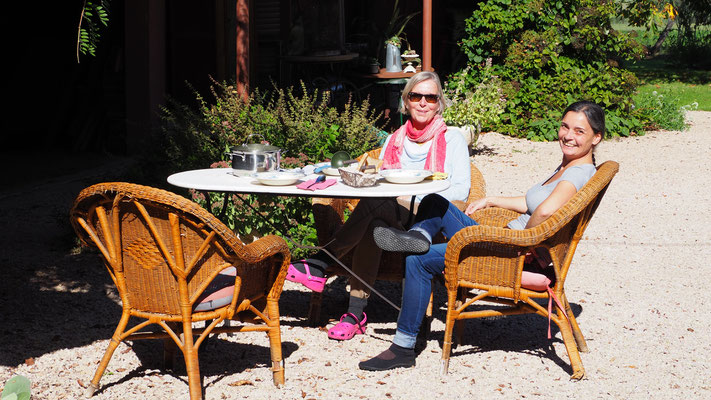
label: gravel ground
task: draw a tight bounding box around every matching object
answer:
[1,111,710,399]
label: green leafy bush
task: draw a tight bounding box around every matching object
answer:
[443,64,507,131]
[665,0,711,69]
[159,79,383,258]
[632,89,698,131]
[456,0,647,140]
[160,79,381,171]
[190,180,317,259]
[665,28,711,69]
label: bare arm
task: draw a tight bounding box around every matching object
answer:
[465,195,528,216]
[524,180,577,228]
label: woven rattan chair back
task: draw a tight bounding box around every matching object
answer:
[441,160,619,379]
[70,182,290,400]
[308,148,486,325]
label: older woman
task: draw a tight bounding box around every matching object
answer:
[286,71,471,340]
[361,100,605,370]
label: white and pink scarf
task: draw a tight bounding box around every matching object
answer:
[381,115,448,172]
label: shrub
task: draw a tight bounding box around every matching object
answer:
[158,79,384,259]
[443,63,507,132]
[665,27,711,69]
[160,79,381,170]
[632,89,698,131]
[665,0,711,69]
[456,0,647,140]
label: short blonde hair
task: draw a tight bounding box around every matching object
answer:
[399,71,447,115]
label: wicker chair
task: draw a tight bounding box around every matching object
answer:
[309,148,487,325]
[440,161,619,379]
[70,182,290,400]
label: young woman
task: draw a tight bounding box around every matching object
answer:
[360,100,605,371]
[286,71,471,340]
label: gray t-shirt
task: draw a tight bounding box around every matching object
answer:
[507,164,597,230]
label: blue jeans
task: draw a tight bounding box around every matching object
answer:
[393,194,479,348]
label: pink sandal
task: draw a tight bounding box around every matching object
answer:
[286,261,328,292]
[327,312,367,340]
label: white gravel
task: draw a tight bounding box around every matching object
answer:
[1,111,710,399]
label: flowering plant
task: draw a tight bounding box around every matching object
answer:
[443,63,507,130]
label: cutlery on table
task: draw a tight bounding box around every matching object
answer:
[306,175,326,189]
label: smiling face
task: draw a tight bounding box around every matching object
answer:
[558,111,602,164]
[407,80,441,129]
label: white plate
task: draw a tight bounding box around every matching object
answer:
[254,171,304,186]
[322,167,341,176]
[380,169,433,184]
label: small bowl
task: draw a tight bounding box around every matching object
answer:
[254,171,304,186]
[380,169,432,184]
[321,167,341,176]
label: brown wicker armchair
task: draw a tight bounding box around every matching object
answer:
[440,161,619,379]
[309,148,487,325]
[70,182,290,400]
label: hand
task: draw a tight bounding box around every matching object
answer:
[464,197,488,216]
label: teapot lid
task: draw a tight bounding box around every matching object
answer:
[230,143,281,152]
[231,133,280,152]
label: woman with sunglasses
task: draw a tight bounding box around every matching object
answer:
[286,71,472,340]
[358,100,605,371]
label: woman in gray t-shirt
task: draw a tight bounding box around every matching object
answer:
[360,100,605,371]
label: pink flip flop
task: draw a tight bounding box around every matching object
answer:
[327,312,367,340]
[286,261,328,292]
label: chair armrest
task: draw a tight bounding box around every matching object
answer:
[468,207,521,227]
[467,164,487,203]
[238,234,291,300]
[446,209,568,260]
[239,234,290,263]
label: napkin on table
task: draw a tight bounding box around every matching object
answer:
[296,178,337,191]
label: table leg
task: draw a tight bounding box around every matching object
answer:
[208,192,404,313]
[406,195,416,227]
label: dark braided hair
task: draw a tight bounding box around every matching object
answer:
[562,101,605,165]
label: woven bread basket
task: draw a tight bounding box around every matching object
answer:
[338,167,379,187]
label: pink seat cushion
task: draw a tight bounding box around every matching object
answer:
[194,267,236,311]
[520,271,570,339]
[520,271,551,291]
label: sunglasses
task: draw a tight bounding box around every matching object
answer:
[407,92,439,104]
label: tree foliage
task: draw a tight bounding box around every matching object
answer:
[457,0,646,140]
[618,1,711,60]
[619,0,710,29]
[77,0,110,62]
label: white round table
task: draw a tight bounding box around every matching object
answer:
[167,168,450,198]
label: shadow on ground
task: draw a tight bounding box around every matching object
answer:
[0,152,585,380]
[0,154,142,366]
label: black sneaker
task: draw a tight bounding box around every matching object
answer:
[358,344,416,371]
[373,226,430,254]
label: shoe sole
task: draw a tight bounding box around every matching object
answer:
[373,226,430,254]
[358,360,415,371]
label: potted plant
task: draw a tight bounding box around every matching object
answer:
[443,66,507,152]
[381,0,418,72]
[384,35,403,72]
[366,57,380,74]
[385,35,402,48]
[442,96,483,151]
